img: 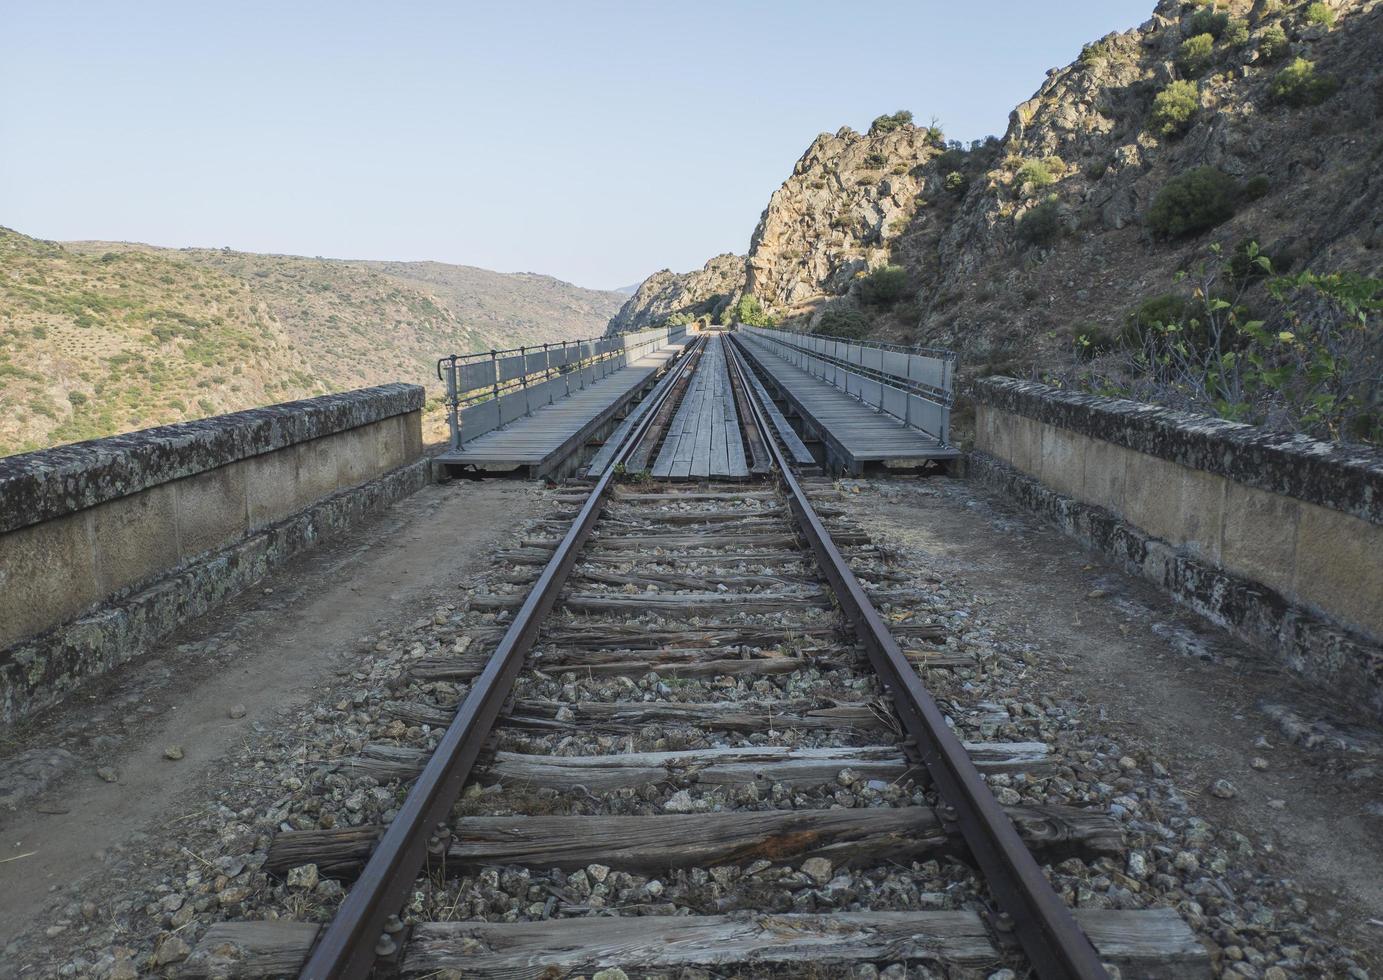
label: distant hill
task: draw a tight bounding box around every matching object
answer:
[0,228,624,456]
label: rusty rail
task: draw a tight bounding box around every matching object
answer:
[296,339,704,980]
[300,329,1105,979]
[725,334,1108,979]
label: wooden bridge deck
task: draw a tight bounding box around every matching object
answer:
[651,336,749,480]
[435,344,684,478]
[731,334,959,475]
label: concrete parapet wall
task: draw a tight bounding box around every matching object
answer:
[0,385,425,723]
[970,378,1383,719]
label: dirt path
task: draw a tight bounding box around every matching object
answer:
[842,474,1383,970]
[0,479,547,953]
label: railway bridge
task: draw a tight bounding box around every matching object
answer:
[0,325,1379,979]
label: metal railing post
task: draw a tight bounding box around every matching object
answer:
[543,343,553,405]
[444,355,462,451]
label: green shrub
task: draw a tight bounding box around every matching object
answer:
[1304,2,1336,27]
[863,151,888,168]
[1242,174,1271,200]
[944,171,968,194]
[1016,198,1062,248]
[1147,166,1239,238]
[734,293,775,327]
[1151,80,1201,137]
[1176,33,1216,75]
[1189,8,1230,37]
[1074,323,1119,360]
[67,391,88,407]
[1015,156,1062,190]
[1223,18,1249,45]
[1087,247,1382,444]
[1079,39,1114,65]
[1227,238,1275,284]
[869,111,913,135]
[814,308,872,339]
[1271,57,1339,107]
[857,265,909,306]
[1126,293,1191,344]
[935,148,968,171]
[1258,24,1289,61]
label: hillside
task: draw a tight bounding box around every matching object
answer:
[0,229,623,456]
[612,0,1382,386]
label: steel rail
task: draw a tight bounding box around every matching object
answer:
[725,334,1108,980]
[297,336,706,980]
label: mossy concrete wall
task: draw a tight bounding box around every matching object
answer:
[970,378,1383,719]
[0,385,426,723]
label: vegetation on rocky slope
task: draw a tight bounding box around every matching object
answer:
[1061,241,1381,443]
[611,0,1382,443]
[0,228,623,456]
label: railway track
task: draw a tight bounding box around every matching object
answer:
[182,333,1205,978]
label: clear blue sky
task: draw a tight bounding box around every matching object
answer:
[1,1,1152,290]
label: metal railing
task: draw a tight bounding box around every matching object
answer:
[436,324,688,451]
[737,324,956,444]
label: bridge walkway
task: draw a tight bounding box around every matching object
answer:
[730,334,959,475]
[435,342,685,478]
[650,335,749,480]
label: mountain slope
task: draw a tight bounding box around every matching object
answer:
[0,229,624,456]
[616,0,1382,377]
[606,253,747,333]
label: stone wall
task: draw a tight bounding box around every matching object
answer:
[970,378,1383,719]
[0,385,426,723]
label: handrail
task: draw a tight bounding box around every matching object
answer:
[739,322,956,360]
[738,324,956,444]
[437,324,688,450]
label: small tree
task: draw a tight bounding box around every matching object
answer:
[1016,198,1062,248]
[1258,24,1289,61]
[1147,167,1239,238]
[814,308,872,339]
[1176,33,1215,75]
[1189,8,1229,38]
[1015,157,1062,191]
[857,266,910,306]
[869,111,914,135]
[1151,80,1200,137]
[734,294,775,327]
[1303,2,1336,28]
[1271,57,1339,107]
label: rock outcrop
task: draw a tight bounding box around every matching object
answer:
[745,124,942,313]
[606,254,746,333]
[617,0,1383,374]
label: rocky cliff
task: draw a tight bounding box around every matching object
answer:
[615,0,1382,374]
[915,0,1383,372]
[746,122,944,311]
[606,253,746,333]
